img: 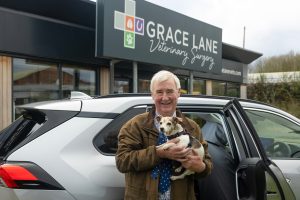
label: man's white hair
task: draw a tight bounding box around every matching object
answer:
[150,70,181,92]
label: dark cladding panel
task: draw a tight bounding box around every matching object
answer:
[0,8,103,65]
[220,59,243,82]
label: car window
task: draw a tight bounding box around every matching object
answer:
[245,109,300,159]
[94,107,147,155]
[95,108,235,161]
[0,112,45,158]
[185,111,239,200]
[184,112,234,158]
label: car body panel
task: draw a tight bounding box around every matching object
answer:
[0,187,76,200]
[7,117,124,200]
[80,96,229,113]
[273,160,300,199]
[0,95,298,200]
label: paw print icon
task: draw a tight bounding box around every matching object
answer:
[126,34,133,45]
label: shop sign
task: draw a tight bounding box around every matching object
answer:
[96,0,222,74]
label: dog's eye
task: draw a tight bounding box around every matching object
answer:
[167,122,171,126]
[160,122,162,125]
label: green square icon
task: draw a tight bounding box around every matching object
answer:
[124,31,135,49]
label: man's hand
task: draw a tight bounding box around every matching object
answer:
[156,138,191,160]
[176,149,206,173]
[156,140,206,173]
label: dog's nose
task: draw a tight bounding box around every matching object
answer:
[160,127,164,132]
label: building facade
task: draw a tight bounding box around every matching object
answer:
[0,0,262,130]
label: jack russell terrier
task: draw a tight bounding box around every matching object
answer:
[156,116,205,180]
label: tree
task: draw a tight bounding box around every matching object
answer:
[248,51,300,118]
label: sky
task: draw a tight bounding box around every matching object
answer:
[145,0,300,59]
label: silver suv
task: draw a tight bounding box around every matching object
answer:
[0,94,299,200]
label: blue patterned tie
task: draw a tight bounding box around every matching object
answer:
[151,131,172,193]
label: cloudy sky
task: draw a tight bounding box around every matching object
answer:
[144,0,300,58]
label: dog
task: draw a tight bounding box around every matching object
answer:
[156,116,205,180]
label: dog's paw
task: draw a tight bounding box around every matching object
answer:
[175,167,182,173]
[170,175,185,181]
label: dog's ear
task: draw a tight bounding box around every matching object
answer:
[156,115,162,122]
[173,117,183,124]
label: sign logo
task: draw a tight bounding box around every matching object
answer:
[97,0,222,74]
[114,0,144,49]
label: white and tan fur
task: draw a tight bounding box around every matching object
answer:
[156,116,205,180]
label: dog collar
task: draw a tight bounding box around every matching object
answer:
[167,131,193,148]
[167,131,188,140]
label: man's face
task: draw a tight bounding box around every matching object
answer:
[151,78,180,117]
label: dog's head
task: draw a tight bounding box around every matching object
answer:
[156,116,183,136]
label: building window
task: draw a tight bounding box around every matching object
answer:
[226,82,240,97]
[193,79,206,95]
[138,79,150,93]
[178,76,205,95]
[13,58,97,119]
[62,64,96,98]
[212,81,240,97]
[13,58,59,106]
[114,78,130,93]
[179,76,189,94]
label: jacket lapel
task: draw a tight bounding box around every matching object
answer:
[176,109,195,134]
[142,106,159,137]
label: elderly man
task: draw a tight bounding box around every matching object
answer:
[116,70,212,200]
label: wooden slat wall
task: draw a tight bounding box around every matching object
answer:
[100,67,110,96]
[0,56,12,131]
[205,80,212,96]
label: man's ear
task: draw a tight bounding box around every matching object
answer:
[177,89,181,97]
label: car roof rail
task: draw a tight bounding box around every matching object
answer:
[93,93,234,101]
[95,93,151,99]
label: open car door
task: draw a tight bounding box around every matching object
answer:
[223,98,295,200]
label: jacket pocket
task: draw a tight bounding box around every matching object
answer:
[125,172,148,199]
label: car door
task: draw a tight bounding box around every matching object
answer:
[93,106,148,199]
[224,98,295,200]
[244,106,300,199]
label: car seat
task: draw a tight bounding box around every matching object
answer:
[195,122,238,200]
